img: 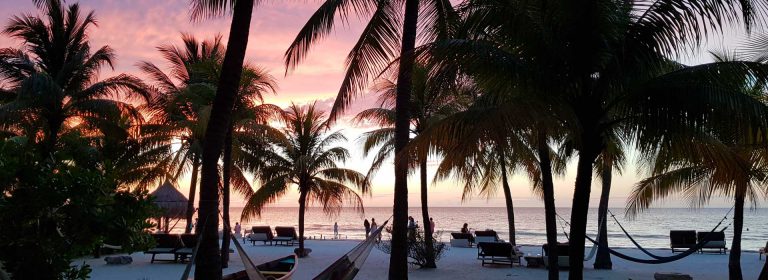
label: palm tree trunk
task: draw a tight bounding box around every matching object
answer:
[538,131,559,280]
[419,157,436,268]
[497,146,516,245]
[568,141,600,280]
[729,190,745,280]
[593,161,612,269]
[220,127,233,267]
[43,118,62,161]
[186,155,200,234]
[389,0,419,278]
[195,0,254,278]
[298,189,308,256]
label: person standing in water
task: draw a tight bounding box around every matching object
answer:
[429,217,435,235]
[234,222,242,240]
[370,218,379,241]
[364,219,371,237]
[333,222,339,239]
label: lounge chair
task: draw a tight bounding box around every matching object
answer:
[474,230,501,243]
[273,227,298,246]
[760,241,767,260]
[697,231,727,254]
[542,242,570,269]
[670,230,697,253]
[174,234,199,262]
[144,234,183,263]
[450,232,473,247]
[477,242,522,266]
[247,226,275,245]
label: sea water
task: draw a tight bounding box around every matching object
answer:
[178,207,767,250]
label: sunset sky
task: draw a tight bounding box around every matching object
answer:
[0,0,747,209]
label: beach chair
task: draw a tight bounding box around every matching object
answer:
[450,232,473,247]
[247,226,275,245]
[273,227,298,246]
[474,230,500,243]
[760,241,767,260]
[174,234,198,262]
[542,242,570,269]
[144,233,183,263]
[697,231,727,254]
[670,230,697,253]
[477,242,521,266]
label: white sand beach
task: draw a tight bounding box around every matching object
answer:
[77,240,766,280]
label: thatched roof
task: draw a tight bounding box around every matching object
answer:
[149,180,188,219]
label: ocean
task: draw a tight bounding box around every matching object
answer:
[179,207,768,250]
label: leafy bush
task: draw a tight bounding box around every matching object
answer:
[0,159,157,279]
[376,225,449,268]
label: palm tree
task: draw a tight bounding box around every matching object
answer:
[421,1,768,278]
[187,0,258,277]
[591,134,626,269]
[219,67,279,266]
[285,1,456,276]
[423,99,539,247]
[141,34,225,233]
[627,131,767,280]
[0,0,149,161]
[354,64,464,267]
[242,103,369,257]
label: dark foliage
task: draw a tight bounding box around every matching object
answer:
[377,225,448,268]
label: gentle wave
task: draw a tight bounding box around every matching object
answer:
[175,207,767,250]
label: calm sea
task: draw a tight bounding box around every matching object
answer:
[179,207,768,250]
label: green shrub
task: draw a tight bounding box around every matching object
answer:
[376,225,449,268]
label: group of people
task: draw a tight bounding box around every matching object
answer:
[363,218,380,239]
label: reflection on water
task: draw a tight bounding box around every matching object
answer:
[172,207,767,250]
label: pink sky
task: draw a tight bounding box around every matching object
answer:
[0,1,741,210]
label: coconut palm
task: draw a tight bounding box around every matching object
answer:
[420,1,768,278]
[354,64,465,267]
[0,0,149,161]
[140,34,225,234]
[186,1,259,277]
[285,1,456,275]
[219,67,280,266]
[627,131,767,279]
[242,103,369,257]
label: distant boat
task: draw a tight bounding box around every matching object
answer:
[222,255,297,280]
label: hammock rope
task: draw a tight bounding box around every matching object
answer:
[605,207,732,260]
[556,208,733,264]
[554,213,601,262]
[313,218,390,280]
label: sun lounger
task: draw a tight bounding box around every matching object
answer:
[247,226,275,245]
[760,241,767,260]
[474,230,501,243]
[144,233,184,263]
[477,242,521,266]
[450,232,473,247]
[670,230,697,253]
[174,234,198,262]
[542,242,570,268]
[697,231,727,254]
[273,226,298,246]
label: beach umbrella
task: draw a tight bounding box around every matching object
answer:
[149,180,188,232]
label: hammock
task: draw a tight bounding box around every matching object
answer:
[313,219,389,280]
[605,208,731,260]
[584,208,731,264]
[554,213,602,262]
[557,208,733,265]
[180,215,389,280]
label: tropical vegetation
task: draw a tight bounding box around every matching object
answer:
[1,0,768,280]
[242,103,369,257]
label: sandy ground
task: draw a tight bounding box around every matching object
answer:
[75,239,766,280]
